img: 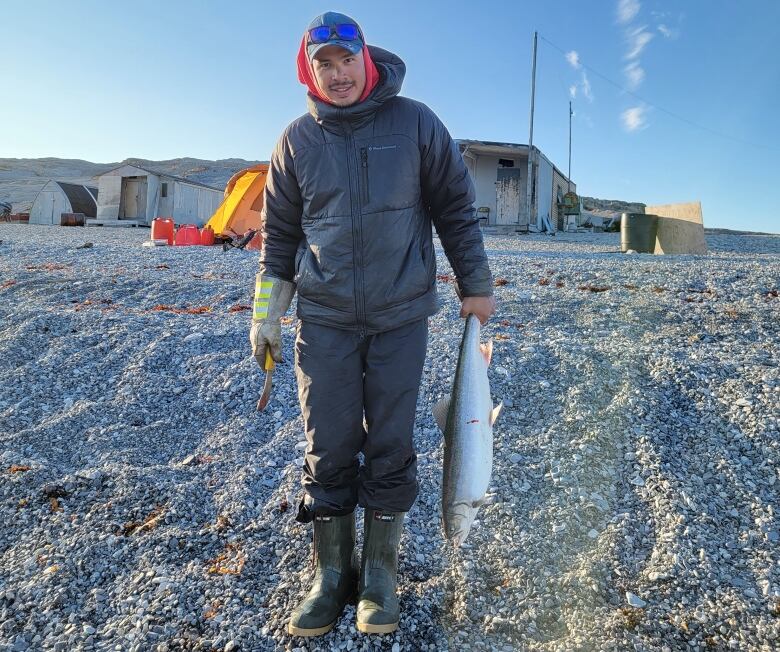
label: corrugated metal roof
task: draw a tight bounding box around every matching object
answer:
[457,139,529,150]
[54,182,98,217]
[99,164,221,191]
[456,139,573,186]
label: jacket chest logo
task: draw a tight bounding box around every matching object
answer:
[367,145,398,152]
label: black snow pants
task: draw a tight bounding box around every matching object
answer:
[293,318,428,523]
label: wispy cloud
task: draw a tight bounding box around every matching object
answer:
[657,23,680,39]
[581,71,593,102]
[621,106,647,132]
[624,61,645,90]
[579,113,595,129]
[615,0,655,95]
[617,0,640,24]
[565,50,591,101]
[652,10,683,39]
[626,26,654,59]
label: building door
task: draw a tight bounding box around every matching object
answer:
[496,168,522,225]
[121,177,147,219]
[43,192,56,224]
[496,168,523,224]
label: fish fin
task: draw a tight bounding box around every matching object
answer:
[490,402,503,426]
[479,339,493,366]
[432,396,451,433]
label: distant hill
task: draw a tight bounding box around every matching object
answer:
[703,227,778,237]
[581,195,645,216]
[0,157,265,212]
[12,161,741,235]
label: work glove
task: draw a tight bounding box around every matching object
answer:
[249,274,295,366]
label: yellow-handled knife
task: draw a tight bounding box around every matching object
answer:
[256,349,275,411]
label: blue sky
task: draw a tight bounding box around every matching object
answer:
[3,0,779,232]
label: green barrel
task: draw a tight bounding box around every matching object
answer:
[621,213,658,253]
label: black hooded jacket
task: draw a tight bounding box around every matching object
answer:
[259,46,493,335]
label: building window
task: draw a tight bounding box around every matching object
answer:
[161,183,168,198]
[498,158,514,168]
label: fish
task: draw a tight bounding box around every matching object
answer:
[433,313,502,547]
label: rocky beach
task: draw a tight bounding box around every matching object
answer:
[1,225,778,651]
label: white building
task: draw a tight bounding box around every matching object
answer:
[29,181,98,225]
[90,164,223,227]
[458,140,576,232]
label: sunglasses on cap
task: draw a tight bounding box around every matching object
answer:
[308,23,362,44]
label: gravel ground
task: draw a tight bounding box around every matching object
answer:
[0,224,778,652]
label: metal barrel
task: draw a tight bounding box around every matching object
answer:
[60,212,86,227]
[621,212,658,253]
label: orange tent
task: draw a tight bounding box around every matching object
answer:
[205,164,269,237]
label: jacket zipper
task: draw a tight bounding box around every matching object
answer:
[344,126,367,339]
[360,147,369,205]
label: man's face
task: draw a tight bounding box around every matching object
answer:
[312,45,366,107]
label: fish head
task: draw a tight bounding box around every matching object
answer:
[443,501,478,548]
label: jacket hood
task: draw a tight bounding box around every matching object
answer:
[305,45,406,129]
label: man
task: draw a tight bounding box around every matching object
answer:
[250,11,495,637]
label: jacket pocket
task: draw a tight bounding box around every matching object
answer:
[360,147,369,205]
[381,238,431,309]
[420,236,435,280]
[294,244,309,288]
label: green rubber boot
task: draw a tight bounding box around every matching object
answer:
[356,509,405,634]
[288,513,357,637]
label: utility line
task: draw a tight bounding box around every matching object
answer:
[538,33,774,152]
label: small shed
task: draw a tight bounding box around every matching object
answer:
[457,140,576,232]
[91,164,223,227]
[29,181,98,225]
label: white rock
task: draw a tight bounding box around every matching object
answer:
[76,469,103,483]
[626,592,646,608]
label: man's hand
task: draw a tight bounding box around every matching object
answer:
[250,320,283,366]
[249,275,295,368]
[460,295,496,325]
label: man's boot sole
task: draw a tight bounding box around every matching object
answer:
[356,620,399,634]
[287,620,336,637]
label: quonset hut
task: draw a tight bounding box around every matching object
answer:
[29,181,98,225]
[91,164,223,227]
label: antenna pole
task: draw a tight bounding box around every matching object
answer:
[568,100,572,193]
[525,31,537,229]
